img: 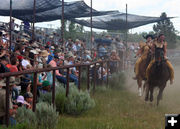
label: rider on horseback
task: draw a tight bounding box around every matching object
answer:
[133,34,154,80]
[146,33,174,84]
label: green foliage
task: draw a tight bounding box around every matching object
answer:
[153,12,177,48]
[15,103,58,129]
[55,85,95,115]
[38,83,65,104]
[35,102,59,129]
[55,86,67,114]
[109,72,126,89]
[0,123,34,129]
[39,91,52,104]
[16,107,37,127]
[65,86,95,115]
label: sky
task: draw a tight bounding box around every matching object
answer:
[0,0,180,34]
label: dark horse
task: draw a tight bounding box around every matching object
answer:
[145,47,171,106]
[136,49,152,96]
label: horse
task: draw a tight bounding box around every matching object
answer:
[145,47,171,106]
[136,49,152,96]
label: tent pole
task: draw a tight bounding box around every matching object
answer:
[90,0,93,49]
[9,0,12,52]
[61,0,64,49]
[32,0,36,41]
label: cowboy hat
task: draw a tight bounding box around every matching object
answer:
[0,77,16,87]
[39,50,49,57]
[143,34,154,40]
[30,49,39,55]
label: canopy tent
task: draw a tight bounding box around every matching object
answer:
[15,1,118,22]
[72,13,172,30]
[0,0,172,30]
[0,0,61,16]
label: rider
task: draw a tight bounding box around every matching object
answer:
[146,33,174,84]
[133,34,154,79]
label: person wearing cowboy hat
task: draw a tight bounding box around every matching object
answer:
[133,34,154,80]
[64,53,79,86]
[0,77,17,125]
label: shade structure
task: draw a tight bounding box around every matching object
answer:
[16,1,118,22]
[0,0,61,16]
[72,12,173,30]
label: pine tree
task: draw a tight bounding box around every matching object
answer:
[153,12,177,48]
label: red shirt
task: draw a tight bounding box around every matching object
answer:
[9,65,18,72]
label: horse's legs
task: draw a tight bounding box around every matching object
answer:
[143,81,147,95]
[150,87,154,102]
[157,85,166,106]
[145,83,149,101]
[137,78,142,96]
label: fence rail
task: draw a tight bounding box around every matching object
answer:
[0,60,121,127]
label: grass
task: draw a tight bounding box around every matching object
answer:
[56,86,173,129]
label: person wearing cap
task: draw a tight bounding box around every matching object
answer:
[24,92,33,108]
[16,95,31,109]
[133,34,153,79]
[40,81,51,93]
[146,33,174,84]
[0,77,17,125]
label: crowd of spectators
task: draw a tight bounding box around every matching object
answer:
[0,20,122,126]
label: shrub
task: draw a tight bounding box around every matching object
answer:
[39,82,65,104]
[39,91,52,104]
[16,107,37,127]
[55,87,67,114]
[109,72,126,89]
[55,85,95,115]
[35,102,59,129]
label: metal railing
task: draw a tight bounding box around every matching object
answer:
[0,60,121,127]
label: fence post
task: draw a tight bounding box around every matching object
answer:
[66,68,69,97]
[78,66,81,90]
[93,63,96,93]
[33,73,37,112]
[5,77,10,127]
[52,70,56,107]
[101,62,103,84]
[87,65,90,90]
[107,61,109,86]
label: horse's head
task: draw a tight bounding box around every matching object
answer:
[155,48,164,66]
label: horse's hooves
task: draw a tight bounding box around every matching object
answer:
[150,98,153,102]
[145,97,148,101]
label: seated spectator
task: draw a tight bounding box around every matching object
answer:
[16,96,31,109]
[0,56,10,73]
[24,84,33,108]
[0,77,17,126]
[49,55,67,85]
[40,81,51,93]
[24,92,33,108]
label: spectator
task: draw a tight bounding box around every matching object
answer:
[0,77,17,126]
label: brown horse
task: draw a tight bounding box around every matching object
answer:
[136,51,152,96]
[145,47,171,106]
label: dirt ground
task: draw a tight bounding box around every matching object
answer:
[126,63,180,113]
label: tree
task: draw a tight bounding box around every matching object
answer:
[153,12,177,48]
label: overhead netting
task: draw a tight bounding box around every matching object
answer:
[0,0,172,30]
[0,0,61,16]
[73,12,172,30]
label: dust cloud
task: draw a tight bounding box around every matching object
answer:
[125,62,180,113]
